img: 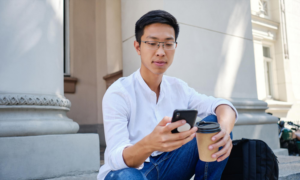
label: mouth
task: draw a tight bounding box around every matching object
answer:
[152,61,167,66]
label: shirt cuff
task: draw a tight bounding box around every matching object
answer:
[110,144,144,170]
[213,100,238,123]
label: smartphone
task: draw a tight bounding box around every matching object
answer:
[171,109,198,133]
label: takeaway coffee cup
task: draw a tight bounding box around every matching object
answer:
[195,121,221,162]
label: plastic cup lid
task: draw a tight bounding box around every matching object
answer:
[196,121,221,133]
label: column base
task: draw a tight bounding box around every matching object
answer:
[231,98,280,149]
[0,134,100,180]
[78,123,106,146]
[0,106,79,137]
[232,123,280,149]
[0,93,79,137]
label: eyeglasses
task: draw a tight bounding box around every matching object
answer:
[141,41,177,50]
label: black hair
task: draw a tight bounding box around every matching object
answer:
[135,10,179,44]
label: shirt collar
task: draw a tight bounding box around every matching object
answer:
[135,68,165,97]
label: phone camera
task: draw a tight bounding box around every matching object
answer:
[176,113,180,118]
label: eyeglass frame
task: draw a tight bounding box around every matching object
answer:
[140,40,177,50]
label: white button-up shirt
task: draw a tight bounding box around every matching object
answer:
[97,69,238,180]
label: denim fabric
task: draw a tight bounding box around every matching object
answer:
[105,168,148,180]
[105,115,233,180]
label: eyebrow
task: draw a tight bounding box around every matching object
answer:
[146,36,175,41]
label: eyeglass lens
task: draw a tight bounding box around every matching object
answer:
[144,41,176,50]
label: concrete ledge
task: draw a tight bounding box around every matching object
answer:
[273,148,289,156]
[0,134,100,180]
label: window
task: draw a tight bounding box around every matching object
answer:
[64,0,70,76]
[263,46,273,99]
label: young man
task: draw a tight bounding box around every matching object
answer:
[98,10,238,180]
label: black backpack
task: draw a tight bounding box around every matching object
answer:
[221,138,279,180]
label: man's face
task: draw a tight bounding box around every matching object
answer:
[134,23,177,76]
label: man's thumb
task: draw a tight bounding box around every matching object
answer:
[158,116,171,126]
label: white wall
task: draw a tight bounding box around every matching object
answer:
[122,0,257,100]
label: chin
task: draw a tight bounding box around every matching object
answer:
[151,68,167,75]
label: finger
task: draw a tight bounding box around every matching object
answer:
[217,144,232,162]
[182,132,196,145]
[211,129,227,142]
[209,133,230,150]
[211,140,231,159]
[164,133,196,151]
[164,120,186,132]
[167,127,198,141]
[157,116,172,126]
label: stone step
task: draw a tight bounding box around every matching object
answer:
[278,155,300,180]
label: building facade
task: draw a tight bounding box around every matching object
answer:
[1,0,299,179]
[250,0,300,122]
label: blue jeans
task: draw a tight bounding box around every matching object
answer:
[105,115,233,180]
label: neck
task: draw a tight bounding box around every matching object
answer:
[140,66,162,94]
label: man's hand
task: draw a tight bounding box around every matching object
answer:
[210,104,236,162]
[123,116,197,168]
[209,129,232,162]
[145,116,197,152]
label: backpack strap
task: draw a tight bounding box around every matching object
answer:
[243,139,257,180]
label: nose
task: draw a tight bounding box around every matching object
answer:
[156,43,165,57]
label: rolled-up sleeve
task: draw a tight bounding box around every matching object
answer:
[186,85,238,122]
[102,89,143,170]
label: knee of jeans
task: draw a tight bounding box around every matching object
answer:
[112,168,146,180]
[185,136,197,148]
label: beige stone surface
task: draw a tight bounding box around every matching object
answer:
[65,0,99,125]
[66,0,123,126]
[105,0,123,74]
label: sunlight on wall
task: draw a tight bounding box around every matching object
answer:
[47,0,63,25]
[214,2,249,98]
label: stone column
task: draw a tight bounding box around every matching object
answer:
[0,1,99,179]
[0,0,79,137]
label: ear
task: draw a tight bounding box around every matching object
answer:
[134,41,141,55]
